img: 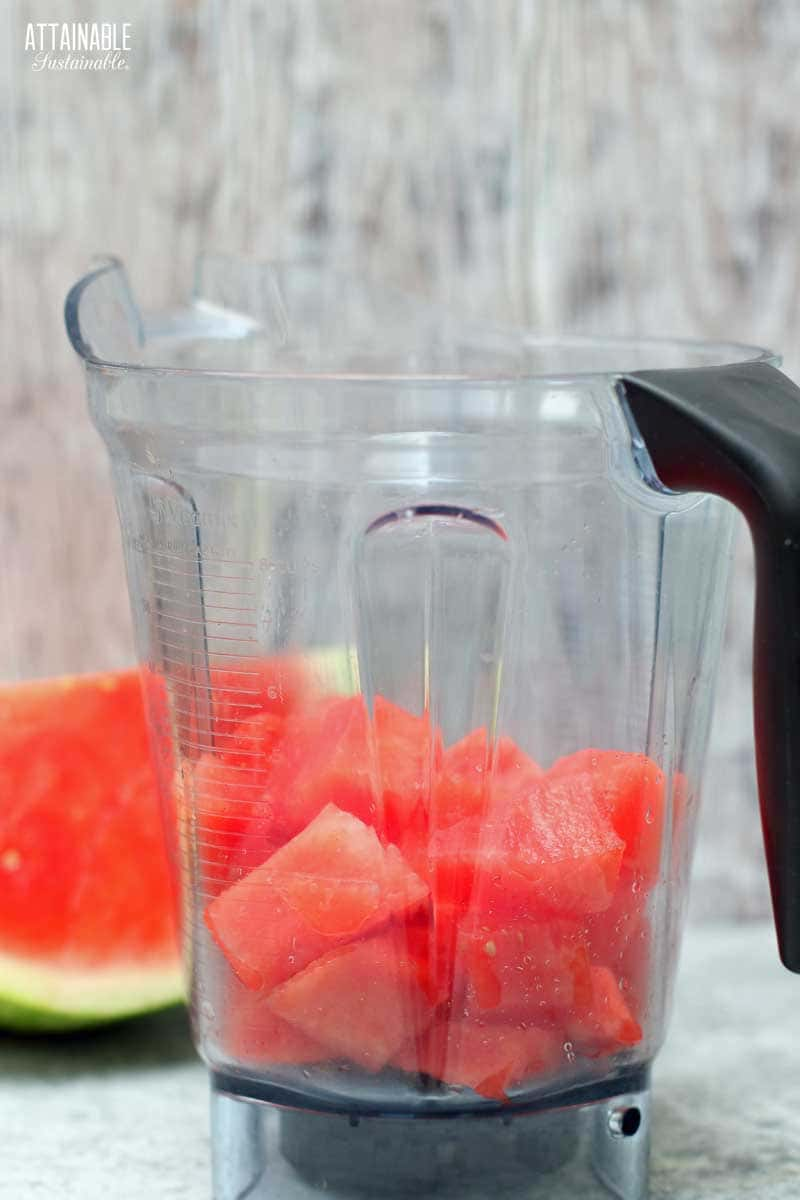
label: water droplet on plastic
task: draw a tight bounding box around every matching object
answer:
[631,878,640,894]
[562,1040,576,1063]
[644,808,655,825]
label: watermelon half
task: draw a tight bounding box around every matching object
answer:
[0,670,183,1031]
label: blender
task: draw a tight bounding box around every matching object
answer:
[66,256,800,1199]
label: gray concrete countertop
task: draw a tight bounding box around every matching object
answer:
[2,923,799,1199]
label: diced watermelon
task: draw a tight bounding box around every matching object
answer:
[394,1019,562,1100]
[213,974,329,1066]
[585,885,651,1021]
[432,729,491,829]
[428,772,624,920]
[268,696,377,839]
[565,965,643,1055]
[256,803,385,936]
[272,695,440,847]
[455,919,591,1023]
[198,693,655,1086]
[188,709,287,894]
[166,656,312,761]
[204,805,428,990]
[549,749,665,885]
[266,934,435,1072]
[432,729,543,830]
[209,656,313,728]
[373,697,440,842]
[395,904,460,1008]
[395,809,431,880]
[383,844,431,917]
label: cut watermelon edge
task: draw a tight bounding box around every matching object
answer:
[0,948,184,1032]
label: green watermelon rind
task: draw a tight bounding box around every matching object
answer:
[0,950,184,1033]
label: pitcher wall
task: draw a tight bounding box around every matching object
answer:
[4,0,800,921]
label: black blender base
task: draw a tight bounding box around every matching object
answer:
[210,1077,651,1200]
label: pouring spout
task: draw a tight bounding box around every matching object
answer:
[65,256,144,366]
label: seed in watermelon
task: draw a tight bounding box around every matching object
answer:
[266,933,436,1072]
[0,670,181,1031]
[205,804,428,991]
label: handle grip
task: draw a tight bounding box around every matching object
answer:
[619,361,800,972]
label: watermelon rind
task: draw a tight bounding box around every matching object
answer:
[0,949,184,1033]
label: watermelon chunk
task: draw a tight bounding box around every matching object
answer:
[267,696,377,839]
[455,919,591,1022]
[432,728,543,830]
[188,709,287,895]
[271,695,440,847]
[205,804,428,990]
[394,1019,562,1100]
[395,904,461,1008]
[0,670,181,1031]
[549,749,665,885]
[566,965,643,1055]
[166,655,313,761]
[266,934,435,1072]
[198,694,655,1085]
[373,697,440,841]
[585,886,650,1020]
[428,772,624,920]
[213,974,328,1066]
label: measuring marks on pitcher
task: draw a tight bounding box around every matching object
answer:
[147,545,264,757]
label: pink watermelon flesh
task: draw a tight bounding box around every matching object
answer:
[199,683,652,1091]
[205,804,428,990]
[392,1019,563,1100]
[266,933,435,1072]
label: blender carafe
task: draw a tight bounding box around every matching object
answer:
[66,258,800,1200]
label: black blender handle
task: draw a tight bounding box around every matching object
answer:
[619,360,800,973]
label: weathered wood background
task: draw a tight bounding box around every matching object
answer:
[4,0,800,921]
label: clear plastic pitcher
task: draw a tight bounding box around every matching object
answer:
[66,257,800,1200]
